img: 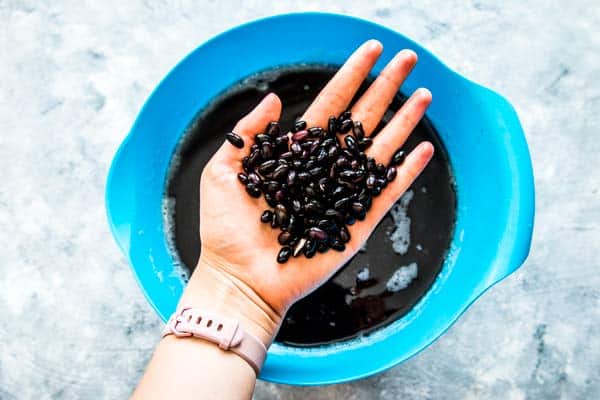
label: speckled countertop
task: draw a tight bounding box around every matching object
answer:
[1,1,599,399]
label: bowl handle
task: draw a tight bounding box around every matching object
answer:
[478,87,535,287]
[105,135,136,255]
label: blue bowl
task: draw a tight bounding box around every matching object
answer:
[106,12,534,385]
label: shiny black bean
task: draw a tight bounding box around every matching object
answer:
[366,173,377,189]
[327,145,339,158]
[261,142,273,159]
[329,164,337,179]
[274,135,289,150]
[335,156,349,168]
[286,170,297,186]
[328,116,337,135]
[309,140,321,154]
[225,132,244,148]
[293,238,307,257]
[280,151,294,160]
[352,121,365,140]
[246,183,261,198]
[321,138,335,148]
[265,180,280,193]
[255,134,271,144]
[258,160,277,175]
[237,172,248,184]
[266,121,281,137]
[303,239,317,258]
[272,164,289,180]
[242,156,251,173]
[339,226,351,243]
[350,159,361,170]
[386,166,397,181]
[291,142,302,154]
[339,119,353,133]
[275,204,288,225]
[308,227,328,241]
[305,200,323,214]
[317,148,328,162]
[261,210,273,223]
[332,186,347,198]
[376,163,386,176]
[264,194,277,207]
[392,149,406,165]
[300,150,309,159]
[366,157,376,171]
[278,231,292,245]
[292,130,309,141]
[291,199,303,213]
[337,179,355,190]
[330,239,345,252]
[247,172,261,186]
[352,202,366,220]
[346,216,356,225]
[317,219,335,230]
[275,190,285,202]
[297,171,310,181]
[318,177,329,192]
[309,166,323,176]
[308,126,323,137]
[340,110,352,120]
[358,137,373,151]
[277,246,292,263]
[334,197,350,210]
[293,120,307,133]
[293,160,303,169]
[317,242,329,253]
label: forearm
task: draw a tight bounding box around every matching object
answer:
[131,258,281,400]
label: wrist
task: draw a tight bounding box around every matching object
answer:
[179,255,282,347]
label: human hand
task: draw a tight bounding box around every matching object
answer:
[181,40,434,346]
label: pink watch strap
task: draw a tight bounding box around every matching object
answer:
[162,307,267,375]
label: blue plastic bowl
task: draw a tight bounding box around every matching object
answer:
[106,13,534,385]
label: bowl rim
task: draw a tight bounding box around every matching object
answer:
[106,11,535,385]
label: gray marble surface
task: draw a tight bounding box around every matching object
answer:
[1,1,599,399]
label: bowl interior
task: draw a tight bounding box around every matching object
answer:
[106,13,534,385]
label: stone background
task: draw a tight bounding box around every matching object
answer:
[1,1,599,398]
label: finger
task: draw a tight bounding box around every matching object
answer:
[218,92,282,161]
[366,88,432,162]
[351,50,417,135]
[301,40,383,128]
[349,141,434,249]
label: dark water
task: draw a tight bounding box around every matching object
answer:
[166,65,456,346]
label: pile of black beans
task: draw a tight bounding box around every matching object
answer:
[226,111,406,264]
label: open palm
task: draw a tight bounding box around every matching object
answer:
[187,40,433,343]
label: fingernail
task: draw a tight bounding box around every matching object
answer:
[416,88,432,102]
[397,49,417,62]
[365,39,383,52]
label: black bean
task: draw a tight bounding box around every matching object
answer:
[248,172,261,186]
[338,179,355,190]
[386,166,397,181]
[358,137,373,151]
[328,116,337,135]
[321,138,335,148]
[339,119,353,133]
[264,193,277,207]
[327,145,339,158]
[292,130,309,141]
[332,186,347,198]
[318,177,329,192]
[317,219,335,230]
[366,157,376,171]
[248,149,262,166]
[308,227,328,241]
[291,142,302,154]
[345,135,360,154]
[255,134,271,144]
[293,120,307,133]
[329,164,337,179]
[366,173,377,189]
[317,242,329,253]
[309,166,323,176]
[291,199,303,213]
[392,149,406,165]
[334,197,350,210]
[303,239,317,258]
[309,140,321,154]
[293,160,303,169]
[335,156,349,168]
[277,246,292,263]
[305,200,323,214]
[242,156,251,173]
[274,190,285,202]
[265,180,280,193]
[274,135,289,151]
[258,160,277,175]
[278,231,292,245]
[308,127,323,137]
[297,171,310,181]
[280,151,294,160]
[286,170,297,186]
[237,172,248,184]
[376,163,386,176]
[266,121,281,137]
[246,183,261,197]
[293,238,307,257]
[340,110,352,120]
[275,204,288,225]
[225,132,244,148]
[261,210,273,223]
[346,216,356,225]
[352,202,366,220]
[316,148,328,162]
[352,121,365,140]
[272,164,289,180]
[261,142,273,159]
[330,239,345,252]
[339,226,351,243]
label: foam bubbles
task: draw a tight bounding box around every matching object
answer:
[388,190,414,255]
[386,262,418,292]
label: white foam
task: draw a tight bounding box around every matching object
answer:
[356,267,370,282]
[386,262,418,292]
[388,190,414,255]
[161,196,190,282]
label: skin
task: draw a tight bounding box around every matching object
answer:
[132,39,433,400]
